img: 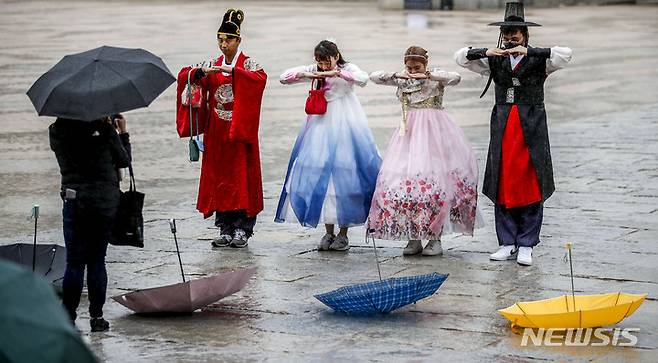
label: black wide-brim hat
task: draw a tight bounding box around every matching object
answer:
[488,2,541,27]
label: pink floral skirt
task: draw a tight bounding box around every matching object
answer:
[367,108,481,240]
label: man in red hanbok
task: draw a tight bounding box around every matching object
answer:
[176,9,267,248]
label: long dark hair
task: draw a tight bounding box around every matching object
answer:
[314,40,347,66]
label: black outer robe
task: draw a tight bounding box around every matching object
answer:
[467,46,555,205]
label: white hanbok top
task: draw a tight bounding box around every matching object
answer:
[279,63,368,101]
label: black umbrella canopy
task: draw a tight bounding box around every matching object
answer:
[27,45,175,121]
[0,243,66,292]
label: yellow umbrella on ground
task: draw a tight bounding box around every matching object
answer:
[499,243,647,329]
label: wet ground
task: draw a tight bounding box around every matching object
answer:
[0,1,657,362]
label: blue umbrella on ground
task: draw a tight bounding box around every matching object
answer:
[314,231,449,314]
[314,272,448,315]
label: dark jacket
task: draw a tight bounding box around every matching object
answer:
[466,46,555,204]
[49,118,131,209]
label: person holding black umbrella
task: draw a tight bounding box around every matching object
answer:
[50,114,131,332]
[27,46,175,331]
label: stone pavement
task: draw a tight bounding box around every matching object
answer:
[6,105,656,362]
[1,1,657,362]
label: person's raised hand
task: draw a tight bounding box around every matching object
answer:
[114,114,127,134]
[408,72,428,79]
[394,71,410,79]
[486,48,506,57]
[314,69,340,78]
[298,71,315,79]
[506,45,528,56]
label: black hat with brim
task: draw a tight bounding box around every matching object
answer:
[488,20,541,27]
[488,2,542,27]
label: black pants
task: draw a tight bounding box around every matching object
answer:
[61,195,116,321]
[494,202,543,248]
[215,210,256,238]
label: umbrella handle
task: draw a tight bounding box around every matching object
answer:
[170,219,185,283]
[566,242,576,312]
[365,229,383,282]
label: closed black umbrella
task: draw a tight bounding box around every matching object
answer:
[26,45,175,121]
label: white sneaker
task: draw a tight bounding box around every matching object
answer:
[403,240,423,255]
[517,247,533,266]
[422,239,443,256]
[490,245,518,261]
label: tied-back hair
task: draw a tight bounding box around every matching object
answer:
[404,46,429,65]
[314,40,347,67]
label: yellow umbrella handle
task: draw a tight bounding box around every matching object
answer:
[566,242,576,311]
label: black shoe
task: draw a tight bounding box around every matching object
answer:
[90,317,110,332]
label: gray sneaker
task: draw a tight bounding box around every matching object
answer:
[329,234,350,251]
[230,229,249,248]
[211,233,232,248]
[318,233,335,251]
[403,240,423,255]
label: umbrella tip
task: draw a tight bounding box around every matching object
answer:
[566,242,573,250]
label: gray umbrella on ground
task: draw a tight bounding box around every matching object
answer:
[26,45,175,121]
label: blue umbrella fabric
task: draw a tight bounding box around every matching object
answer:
[27,45,175,121]
[314,272,449,315]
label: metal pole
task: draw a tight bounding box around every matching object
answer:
[366,229,383,282]
[567,242,576,311]
[169,219,186,283]
[32,205,39,272]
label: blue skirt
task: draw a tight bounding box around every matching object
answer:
[275,94,381,228]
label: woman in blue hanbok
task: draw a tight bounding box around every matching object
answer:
[275,40,381,251]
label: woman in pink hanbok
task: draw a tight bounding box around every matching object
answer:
[367,46,482,256]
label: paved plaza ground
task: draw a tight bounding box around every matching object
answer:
[1,1,657,362]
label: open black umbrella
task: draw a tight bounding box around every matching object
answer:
[27,45,175,121]
[0,205,66,294]
[0,243,66,292]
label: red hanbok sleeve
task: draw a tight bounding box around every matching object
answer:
[175,67,208,138]
[229,59,267,143]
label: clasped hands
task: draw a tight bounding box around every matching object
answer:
[486,45,528,57]
[201,65,234,75]
[394,71,431,80]
[298,69,341,79]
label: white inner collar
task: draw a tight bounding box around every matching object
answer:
[510,54,525,70]
[221,47,242,74]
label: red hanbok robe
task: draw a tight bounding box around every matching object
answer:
[176,52,267,218]
[497,104,542,208]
